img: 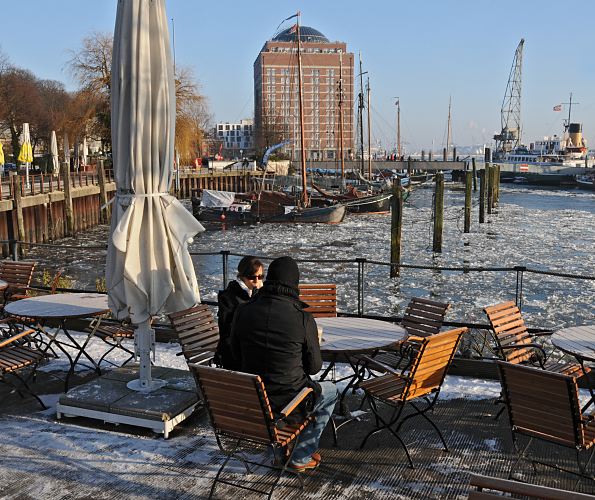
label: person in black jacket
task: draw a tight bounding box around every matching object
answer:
[215,256,263,369]
[230,256,338,473]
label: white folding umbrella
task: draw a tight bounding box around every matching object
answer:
[50,131,60,176]
[82,137,88,167]
[107,0,205,391]
[63,133,70,167]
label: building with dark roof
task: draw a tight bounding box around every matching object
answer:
[253,25,354,161]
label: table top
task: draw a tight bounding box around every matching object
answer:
[4,292,109,319]
[0,279,7,291]
[315,316,407,354]
[551,325,595,363]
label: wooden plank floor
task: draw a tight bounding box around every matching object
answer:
[1,372,594,499]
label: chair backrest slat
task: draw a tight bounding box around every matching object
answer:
[402,297,450,338]
[405,327,466,400]
[169,304,220,365]
[484,302,533,363]
[190,365,276,444]
[496,361,583,448]
[299,283,337,318]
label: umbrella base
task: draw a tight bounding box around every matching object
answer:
[126,378,166,392]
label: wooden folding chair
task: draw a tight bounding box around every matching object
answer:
[299,283,337,318]
[0,327,50,409]
[190,364,315,499]
[0,260,36,304]
[358,327,467,468]
[168,304,219,367]
[497,361,595,485]
[468,473,594,499]
[484,301,584,377]
[88,320,135,368]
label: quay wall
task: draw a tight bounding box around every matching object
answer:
[293,160,468,171]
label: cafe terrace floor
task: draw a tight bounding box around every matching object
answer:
[1,335,593,499]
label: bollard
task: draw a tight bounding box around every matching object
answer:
[390,183,403,277]
[464,170,472,233]
[472,157,477,191]
[433,172,444,253]
[479,169,486,224]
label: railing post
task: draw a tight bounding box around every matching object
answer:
[515,266,526,310]
[221,250,230,290]
[356,257,366,317]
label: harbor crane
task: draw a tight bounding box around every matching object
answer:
[493,39,524,153]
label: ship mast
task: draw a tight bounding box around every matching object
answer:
[366,76,371,179]
[357,52,367,174]
[395,97,401,159]
[446,96,452,157]
[295,12,308,207]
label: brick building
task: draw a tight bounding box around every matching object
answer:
[254,25,354,161]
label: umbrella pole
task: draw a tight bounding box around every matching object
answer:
[127,319,166,392]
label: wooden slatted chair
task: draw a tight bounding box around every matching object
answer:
[168,304,219,367]
[189,364,315,499]
[496,361,595,484]
[484,301,585,377]
[0,327,49,409]
[361,297,451,374]
[0,260,36,303]
[299,283,337,318]
[468,473,595,499]
[358,327,467,468]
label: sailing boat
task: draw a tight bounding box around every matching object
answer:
[312,56,394,213]
[192,15,345,225]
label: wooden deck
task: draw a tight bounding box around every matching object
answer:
[1,370,594,499]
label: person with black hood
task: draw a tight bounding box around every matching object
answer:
[230,256,338,473]
[215,255,264,369]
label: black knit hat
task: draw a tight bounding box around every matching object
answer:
[266,256,300,288]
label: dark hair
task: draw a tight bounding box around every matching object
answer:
[237,256,263,278]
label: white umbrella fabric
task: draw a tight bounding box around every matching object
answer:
[50,131,60,176]
[63,133,70,167]
[82,137,88,168]
[107,0,205,391]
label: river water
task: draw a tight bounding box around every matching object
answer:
[25,184,595,329]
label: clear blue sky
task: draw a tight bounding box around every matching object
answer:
[2,0,595,153]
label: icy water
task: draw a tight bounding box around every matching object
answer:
[25,184,595,328]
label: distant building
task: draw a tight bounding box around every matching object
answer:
[215,119,254,158]
[254,25,354,161]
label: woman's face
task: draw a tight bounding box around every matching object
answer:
[241,266,264,290]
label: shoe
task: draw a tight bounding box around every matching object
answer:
[311,452,321,464]
[288,457,320,473]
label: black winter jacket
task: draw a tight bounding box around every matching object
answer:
[230,282,322,414]
[216,280,251,369]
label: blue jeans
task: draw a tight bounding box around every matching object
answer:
[290,381,338,466]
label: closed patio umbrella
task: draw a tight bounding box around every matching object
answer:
[63,133,70,167]
[18,123,33,188]
[82,137,88,168]
[0,142,4,168]
[50,131,59,176]
[107,0,205,391]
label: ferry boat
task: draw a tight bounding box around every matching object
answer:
[493,124,592,186]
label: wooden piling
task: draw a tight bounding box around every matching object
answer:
[97,159,110,224]
[472,157,477,191]
[61,161,75,237]
[13,177,26,257]
[495,164,500,205]
[433,172,444,253]
[452,147,457,161]
[464,169,472,233]
[390,183,403,278]
[486,165,493,215]
[442,148,447,161]
[479,169,486,224]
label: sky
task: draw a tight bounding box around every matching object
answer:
[2,0,595,153]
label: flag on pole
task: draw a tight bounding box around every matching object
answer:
[289,24,297,34]
[553,104,562,112]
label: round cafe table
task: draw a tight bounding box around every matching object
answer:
[551,325,595,410]
[4,293,110,391]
